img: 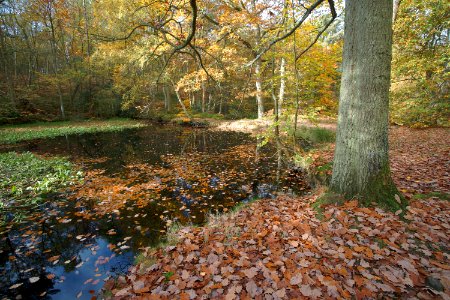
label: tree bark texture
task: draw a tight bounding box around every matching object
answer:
[330,0,399,204]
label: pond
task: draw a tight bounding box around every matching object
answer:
[0,124,310,299]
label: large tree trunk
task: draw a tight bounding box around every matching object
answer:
[330,0,400,207]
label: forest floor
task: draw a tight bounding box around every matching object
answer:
[105,127,449,299]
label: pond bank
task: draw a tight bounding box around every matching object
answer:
[106,127,450,299]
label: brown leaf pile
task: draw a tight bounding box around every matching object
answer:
[107,194,449,299]
[106,127,449,299]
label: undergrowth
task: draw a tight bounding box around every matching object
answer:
[0,152,83,224]
[294,126,335,144]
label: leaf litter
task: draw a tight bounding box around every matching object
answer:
[106,127,449,299]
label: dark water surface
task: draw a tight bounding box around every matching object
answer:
[0,124,309,299]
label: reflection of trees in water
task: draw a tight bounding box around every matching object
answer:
[0,206,98,298]
[1,126,311,298]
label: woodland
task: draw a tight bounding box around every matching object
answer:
[0,0,449,299]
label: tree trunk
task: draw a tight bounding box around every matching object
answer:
[278,57,286,115]
[393,0,402,23]
[83,0,93,112]
[255,58,264,119]
[171,81,190,119]
[330,0,400,207]
[163,85,171,112]
[48,4,65,119]
[201,81,206,113]
[0,25,16,110]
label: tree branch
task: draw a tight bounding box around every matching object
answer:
[174,0,197,51]
[246,0,334,67]
[295,0,337,61]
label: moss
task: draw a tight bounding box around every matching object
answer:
[329,161,407,213]
[312,191,346,220]
[358,167,406,213]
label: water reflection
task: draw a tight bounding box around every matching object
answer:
[1,124,310,299]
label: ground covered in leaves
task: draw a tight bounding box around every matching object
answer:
[106,127,449,299]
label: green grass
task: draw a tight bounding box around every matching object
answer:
[412,192,450,201]
[0,118,146,144]
[294,126,335,144]
[0,152,83,224]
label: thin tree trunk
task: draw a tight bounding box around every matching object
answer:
[207,93,212,113]
[255,58,264,119]
[330,0,399,206]
[253,0,264,119]
[201,81,206,113]
[278,57,286,115]
[48,3,65,119]
[291,1,300,141]
[163,85,171,112]
[83,0,92,113]
[393,0,402,23]
[0,24,16,110]
[171,80,190,119]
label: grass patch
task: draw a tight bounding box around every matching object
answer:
[0,152,82,224]
[0,118,146,144]
[294,126,335,144]
[412,192,450,201]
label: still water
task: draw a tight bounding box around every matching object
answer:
[0,124,309,299]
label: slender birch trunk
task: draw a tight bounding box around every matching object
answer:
[278,57,286,116]
[255,58,264,119]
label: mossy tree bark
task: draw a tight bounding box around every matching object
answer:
[330,0,401,208]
